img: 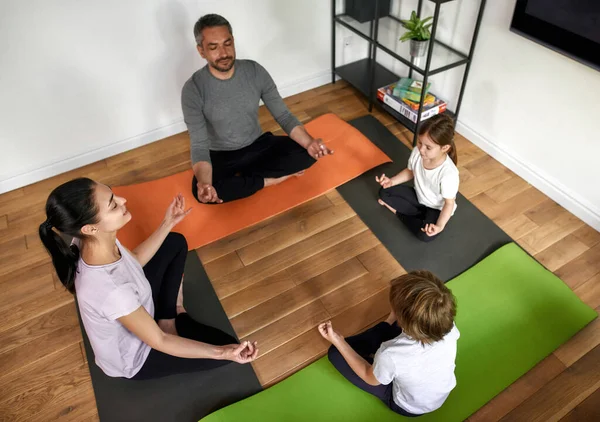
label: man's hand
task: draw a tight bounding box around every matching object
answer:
[318,321,343,345]
[197,183,223,204]
[220,341,259,364]
[307,138,334,160]
[422,223,444,237]
[376,174,393,189]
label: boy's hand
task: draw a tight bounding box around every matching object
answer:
[318,321,343,344]
[422,223,443,237]
[376,174,393,189]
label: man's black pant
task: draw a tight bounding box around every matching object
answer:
[192,132,316,203]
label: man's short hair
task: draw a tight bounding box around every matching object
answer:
[389,270,457,345]
[193,14,232,46]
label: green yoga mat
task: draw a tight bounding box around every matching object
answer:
[200,243,596,422]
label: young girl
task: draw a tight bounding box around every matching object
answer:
[376,114,459,242]
[318,271,459,417]
[39,177,258,379]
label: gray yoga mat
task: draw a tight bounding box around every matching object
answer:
[79,251,261,422]
[340,115,512,281]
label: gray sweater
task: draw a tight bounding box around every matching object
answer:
[181,59,301,164]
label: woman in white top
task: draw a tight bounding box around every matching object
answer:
[318,271,460,416]
[39,178,258,379]
[376,114,459,242]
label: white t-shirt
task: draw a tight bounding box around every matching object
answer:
[74,239,153,378]
[373,325,460,414]
[408,148,459,212]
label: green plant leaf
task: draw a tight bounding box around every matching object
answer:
[411,10,416,21]
[421,16,433,25]
[419,27,428,40]
[399,32,414,42]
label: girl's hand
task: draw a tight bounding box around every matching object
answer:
[422,223,443,237]
[318,321,343,344]
[164,194,192,229]
[375,174,393,189]
[221,341,259,364]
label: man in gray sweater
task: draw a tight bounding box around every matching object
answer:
[182,14,333,203]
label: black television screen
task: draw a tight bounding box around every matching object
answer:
[510,0,600,71]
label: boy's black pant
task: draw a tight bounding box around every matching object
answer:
[328,321,420,417]
[192,132,316,203]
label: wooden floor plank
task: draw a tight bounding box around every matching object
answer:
[240,300,330,357]
[236,201,355,265]
[286,229,379,284]
[553,307,600,367]
[0,303,78,355]
[220,270,296,318]
[211,216,368,299]
[498,214,539,240]
[468,354,566,422]
[572,224,600,249]
[535,234,590,272]
[0,343,83,405]
[555,244,600,290]
[0,364,93,422]
[252,328,329,387]
[519,213,585,254]
[201,251,244,280]
[356,244,406,281]
[319,273,388,317]
[574,273,600,310]
[0,288,73,334]
[230,258,367,338]
[196,195,334,263]
[484,175,531,204]
[500,345,600,422]
[0,321,82,378]
[559,386,600,422]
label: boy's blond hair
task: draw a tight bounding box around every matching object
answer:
[390,270,456,345]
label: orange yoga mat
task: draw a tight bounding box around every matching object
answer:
[114,113,390,251]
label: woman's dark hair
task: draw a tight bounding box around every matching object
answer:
[38,178,99,294]
[418,113,458,165]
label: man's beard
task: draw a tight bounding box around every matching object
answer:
[211,56,235,73]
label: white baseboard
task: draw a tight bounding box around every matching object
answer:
[0,70,334,195]
[456,120,600,232]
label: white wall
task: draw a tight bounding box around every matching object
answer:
[374,0,600,230]
[0,0,331,193]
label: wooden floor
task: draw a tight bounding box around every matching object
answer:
[0,81,599,421]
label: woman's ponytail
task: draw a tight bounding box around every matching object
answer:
[39,178,99,294]
[38,220,79,293]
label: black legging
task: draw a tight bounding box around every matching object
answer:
[132,232,237,380]
[379,185,442,243]
[328,322,420,417]
[192,132,316,203]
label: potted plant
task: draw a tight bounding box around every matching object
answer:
[399,11,433,58]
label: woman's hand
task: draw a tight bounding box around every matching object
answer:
[164,194,192,229]
[221,341,259,364]
[318,321,343,345]
[375,174,393,189]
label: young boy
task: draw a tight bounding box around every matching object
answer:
[318,271,459,416]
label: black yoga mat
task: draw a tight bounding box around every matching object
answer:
[340,115,512,281]
[79,251,261,422]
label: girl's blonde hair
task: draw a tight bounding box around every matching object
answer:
[418,114,458,165]
[389,270,456,345]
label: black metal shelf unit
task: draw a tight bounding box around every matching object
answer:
[331,0,487,144]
